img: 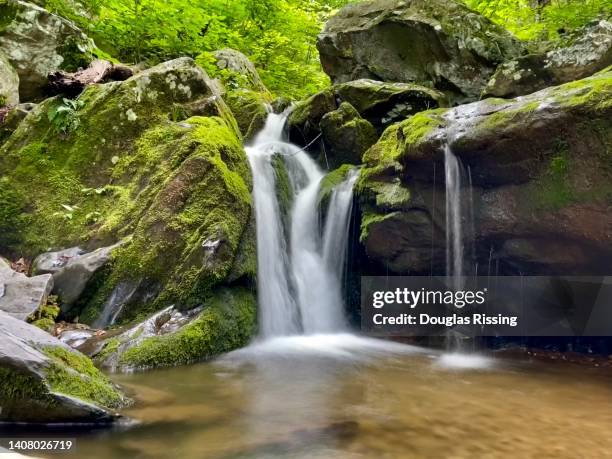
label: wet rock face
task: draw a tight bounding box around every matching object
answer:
[485,20,612,98]
[32,242,124,314]
[0,0,96,101]
[358,70,612,275]
[0,51,19,106]
[0,258,53,320]
[317,0,524,103]
[0,310,127,424]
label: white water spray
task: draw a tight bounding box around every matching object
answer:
[246,111,356,338]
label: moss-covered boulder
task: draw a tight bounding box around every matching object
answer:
[485,20,612,98]
[0,310,128,423]
[198,48,273,142]
[287,88,337,146]
[317,0,524,103]
[225,88,272,142]
[213,48,268,93]
[0,57,254,326]
[0,0,97,101]
[287,80,445,153]
[357,69,612,275]
[0,51,18,106]
[320,102,377,168]
[93,287,256,371]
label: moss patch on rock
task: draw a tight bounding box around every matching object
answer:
[225,88,272,141]
[42,346,125,409]
[117,287,256,370]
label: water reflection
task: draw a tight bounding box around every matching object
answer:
[35,336,612,459]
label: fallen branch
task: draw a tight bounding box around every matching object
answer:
[47,60,134,98]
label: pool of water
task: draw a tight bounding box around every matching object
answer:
[38,334,612,458]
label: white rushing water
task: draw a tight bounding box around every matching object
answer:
[245,110,356,338]
[444,144,466,291]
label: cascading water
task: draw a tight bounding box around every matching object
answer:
[245,110,356,338]
[444,144,465,291]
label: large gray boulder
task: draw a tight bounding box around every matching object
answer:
[33,241,124,313]
[485,20,612,98]
[0,51,19,106]
[0,310,127,424]
[0,0,96,101]
[0,259,53,320]
[317,0,524,103]
[358,69,612,275]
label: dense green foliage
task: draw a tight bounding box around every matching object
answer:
[43,0,354,99]
[39,0,610,98]
[465,0,611,41]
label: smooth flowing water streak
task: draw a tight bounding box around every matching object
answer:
[444,144,465,291]
[246,111,356,337]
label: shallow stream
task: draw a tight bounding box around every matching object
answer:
[36,334,612,459]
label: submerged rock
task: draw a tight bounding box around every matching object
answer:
[0,259,53,320]
[358,69,612,274]
[0,0,96,101]
[317,0,524,102]
[485,20,612,98]
[92,287,257,371]
[0,51,19,106]
[0,310,127,424]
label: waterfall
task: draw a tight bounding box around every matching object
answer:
[444,144,475,292]
[444,145,464,290]
[246,111,356,338]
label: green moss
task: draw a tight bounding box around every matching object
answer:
[318,164,354,209]
[119,288,257,369]
[42,346,125,409]
[478,100,541,132]
[549,70,612,110]
[2,80,253,322]
[288,89,336,127]
[96,337,121,363]
[0,367,50,402]
[271,153,293,234]
[360,211,398,242]
[363,109,448,165]
[225,89,271,140]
